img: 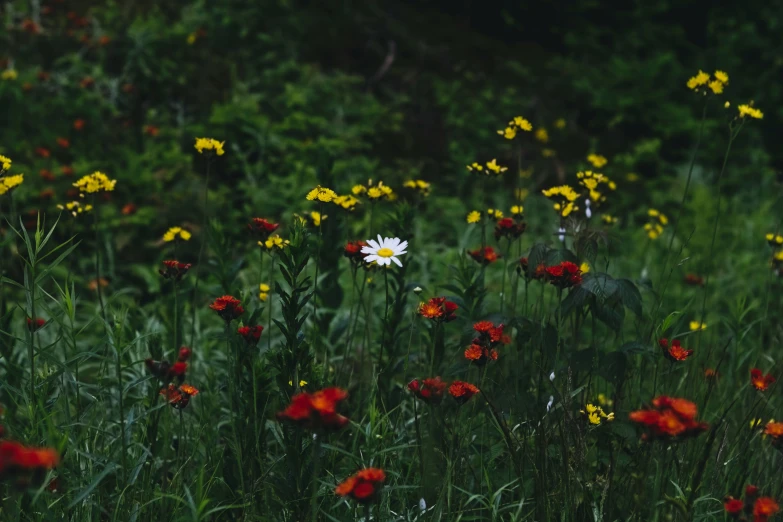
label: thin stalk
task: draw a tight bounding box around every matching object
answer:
[93,196,107,325]
[310,435,321,522]
[189,158,212,346]
[378,269,389,372]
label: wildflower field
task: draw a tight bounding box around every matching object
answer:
[3,1,783,521]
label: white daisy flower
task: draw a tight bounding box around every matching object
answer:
[361,235,408,267]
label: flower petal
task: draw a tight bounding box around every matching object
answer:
[366,239,380,250]
[364,255,379,264]
[391,256,403,267]
[397,240,409,251]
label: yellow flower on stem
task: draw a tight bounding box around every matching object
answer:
[73,171,116,194]
[0,155,11,172]
[259,283,271,301]
[306,185,337,202]
[466,211,481,224]
[194,137,225,156]
[690,321,707,331]
[262,235,289,250]
[163,227,192,242]
[1,70,18,81]
[586,154,608,168]
[738,103,763,119]
[57,200,93,217]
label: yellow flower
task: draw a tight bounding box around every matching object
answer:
[259,283,271,302]
[0,155,11,172]
[775,251,783,262]
[580,403,613,425]
[601,214,618,225]
[510,205,524,215]
[751,418,764,429]
[597,393,613,408]
[57,200,93,217]
[466,210,481,224]
[466,162,484,172]
[714,70,729,84]
[187,32,197,45]
[535,128,549,143]
[515,188,529,201]
[306,185,337,202]
[686,70,710,90]
[512,116,533,131]
[626,172,639,182]
[542,185,579,201]
[554,118,566,129]
[263,234,289,250]
[580,262,590,274]
[73,171,116,194]
[658,214,669,225]
[724,101,730,109]
[367,187,382,199]
[194,137,226,156]
[497,127,517,140]
[403,179,431,196]
[542,148,556,158]
[333,194,360,210]
[486,159,508,174]
[0,173,24,195]
[1,69,18,81]
[352,184,367,195]
[738,104,763,119]
[288,380,308,387]
[163,226,191,242]
[586,154,608,168]
[487,208,503,219]
[708,80,724,94]
[310,211,325,226]
[648,209,660,218]
[690,321,707,331]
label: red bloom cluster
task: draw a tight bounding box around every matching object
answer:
[468,246,501,265]
[763,422,783,451]
[26,317,46,332]
[629,396,708,441]
[448,381,480,405]
[56,137,70,149]
[751,368,775,392]
[0,440,60,484]
[344,240,369,265]
[335,468,386,504]
[248,218,279,239]
[407,377,448,405]
[494,217,526,241]
[518,257,548,280]
[659,338,693,362]
[209,295,244,323]
[145,346,192,385]
[237,325,264,346]
[277,387,349,431]
[160,383,200,409]
[417,297,458,323]
[464,321,509,365]
[725,484,780,522]
[544,261,582,288]
[159,260,192,281]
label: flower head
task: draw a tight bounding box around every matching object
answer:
[629,396,708,441]
[580,403,614,425]
[361,235,408,267]
[160,383,199,409]
[0,440,60,479]
[751,368,775,392]
[237,325,264,346]
[448,381,479,405]
[26,318,46,332]
[248,218,279,239]
[689,321,707,331]
[408,377,448,405]
[0,174,24,196]
[466,210,481,224]
[0,155,11,172]
[468,246,501,265]
[277,387,349,432]
[417,297,458,323]
[209,295,244,323]
[464,343,498,366]
[259,283,271,302]
[403,179,431,197]
[162,227,192,242]
[159,260,192,281]
[586,154,608,168]
[194,137,225,156]
[262,234,289,250]
[306,185,338,202]
[544,261,582,288]
[659,338,693,362]
[73,171,116,194]
[335,468,386,504]
[344,240,369,265]
[494,216,526,241]
[754,497,780,522]
[738,103,764,120]
[542,185,580,217]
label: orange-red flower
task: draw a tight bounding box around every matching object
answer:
[248,218,279,239]
[684,273,704,286]
[39,169,55,181]
[335,468,386,503]
[545,261,582,288]
[417,297,458,323]
[56,137,70,148]
[277,387,349,431]
[121,203,137,215]
[751,368,775,391]
[764,422,783,451]
[659,338,693,362]
[178,347,192,362]
[464,344,498,365]
[449,381,479,405]
[73,119,86,131]
[160,384,199,409]
[704,368,718,381]
[60,165,74,176]
[0,440,59,479]
[344,240,369,265]
[629,396,708,441]
[26,317,45,332]
[145,358,187,384]
[159,260,192,281]
[754,497,780,522]
[408,377,448,405]
[143,125,160,137]
[209,295,244,323]
[724,496,743,515]
[468,246,501,265]
[494,217,526,240]
[237,325,264,346]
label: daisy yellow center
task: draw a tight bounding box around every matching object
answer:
[377,247,394,258]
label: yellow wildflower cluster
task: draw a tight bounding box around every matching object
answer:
[602,214,618,225]
[306,185,338,203]
[597,393,613,408]
[163,227,192,242]
[644,208,668,239]
[73,171,116,194]
[332,194,360,210]
[487,208,504,219]
[766,233,783,246]
[686,69,728,95]
[57,201,93,217]
[466,159,508,175]
[288,379,308,387]
[466,210,481,224]
[352,181,395,201]
[0,174,24,195]
[535,128,549,143]
[541,185,580,218]
[580,403,614,425]
[576,170,615,205]
[259,283,271,302]
[738,103,763,120]
[297,211,326,227]
[510,205,524,215]
[403,179,431,197]
[1,70,18,81]
[690,321,707,331]
[497,116,533,140]
[0,155,11,172]
[194,137,225,156]
[586,154,608,168]
[262,234,289,250]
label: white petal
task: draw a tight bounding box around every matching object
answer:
[389,237,401,248]
[397,240,408,251]
[378,257,391,266]
[376,234,384,247]
[391,256,403,267]
[361,246,376,254]
[395,249,407,256]
[366,239,380,250]
[364,255,379,263]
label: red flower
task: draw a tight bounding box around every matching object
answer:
[248,218,280,239]
[468,246,501,265]
[473,321,506,345]
[145,358,187,384]
[0,440,59,478]
[73,119,85,131]
[747,485,760,498]
[209,296,244,323]
[26,317,45,332]
[37,71,50,82]
[35,147,50,158]
[448,381,479,405]
[704,368,718,381]
[98,35,111,46]
[544,261,582,288]
[464,344,498,365]
[237,325,264,346]
[60,165,74,176]
[335,468,386,503]
[21,19,41,34]
[79,77,94,88]
[754,497,780,522]
[629,395,708,441]
[408,377,448,405]
[684,273,704,286]
[659,338,693,362]
[751,368,775,391]
[121,203,137,215]
[160,384,199,409]
[764,422,783,450]
[39,169,55,181]
[494,217,526,240]
[159,260,192,282]
[178,347,192,362]
[277,387,349,431]
[418,297,458,323]
[344,240,369,265]
[56,137,70,148]
[143,125,159,137]
[724,497,743,515]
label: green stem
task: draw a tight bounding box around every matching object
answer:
[93,196,107,325]
[190,158,212,346]
[310,435,321,522]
